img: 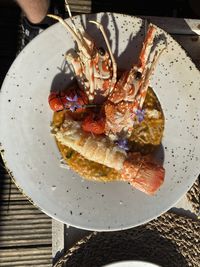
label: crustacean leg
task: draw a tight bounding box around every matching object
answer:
[47,14,97,100]
[131,34,166,113]
[89,20,117,91]
[47,14,91,57]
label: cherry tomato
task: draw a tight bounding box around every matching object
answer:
[82,113,105,135]
[48,92,66,111]
[48,88,89,113]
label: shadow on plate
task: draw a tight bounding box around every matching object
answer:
[50,57,74,93]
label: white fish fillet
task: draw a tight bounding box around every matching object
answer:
[55,114,127,170]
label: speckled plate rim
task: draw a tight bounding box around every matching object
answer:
[0,12,200,231]
[1,147,197,232]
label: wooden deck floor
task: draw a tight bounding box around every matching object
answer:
[0,3,52,266]
[0,168,52,266]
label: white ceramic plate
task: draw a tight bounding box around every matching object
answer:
[0,13,200,231]
[103,261,160,267]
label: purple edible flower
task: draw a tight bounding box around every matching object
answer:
[68,102,82,112]
[66,95,78,102]
[65,94,82,112]
[136,109,145,123]
[115,139,129,151]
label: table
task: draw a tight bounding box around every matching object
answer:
[51,15,200,264]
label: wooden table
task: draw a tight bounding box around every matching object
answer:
[51,15,200,264]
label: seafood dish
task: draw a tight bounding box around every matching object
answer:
[48,3,166,195]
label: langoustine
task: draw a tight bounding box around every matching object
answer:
[105,25,166,140]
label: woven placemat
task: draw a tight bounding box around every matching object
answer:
[54,212,199,267]
[187,178,200,215]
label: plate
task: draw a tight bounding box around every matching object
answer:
[103,261,160,267]
[0,13,200,231]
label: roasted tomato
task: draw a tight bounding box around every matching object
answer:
[82,113,105,135]
[48,91,66,111]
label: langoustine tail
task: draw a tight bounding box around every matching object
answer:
[121,153,165,195]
